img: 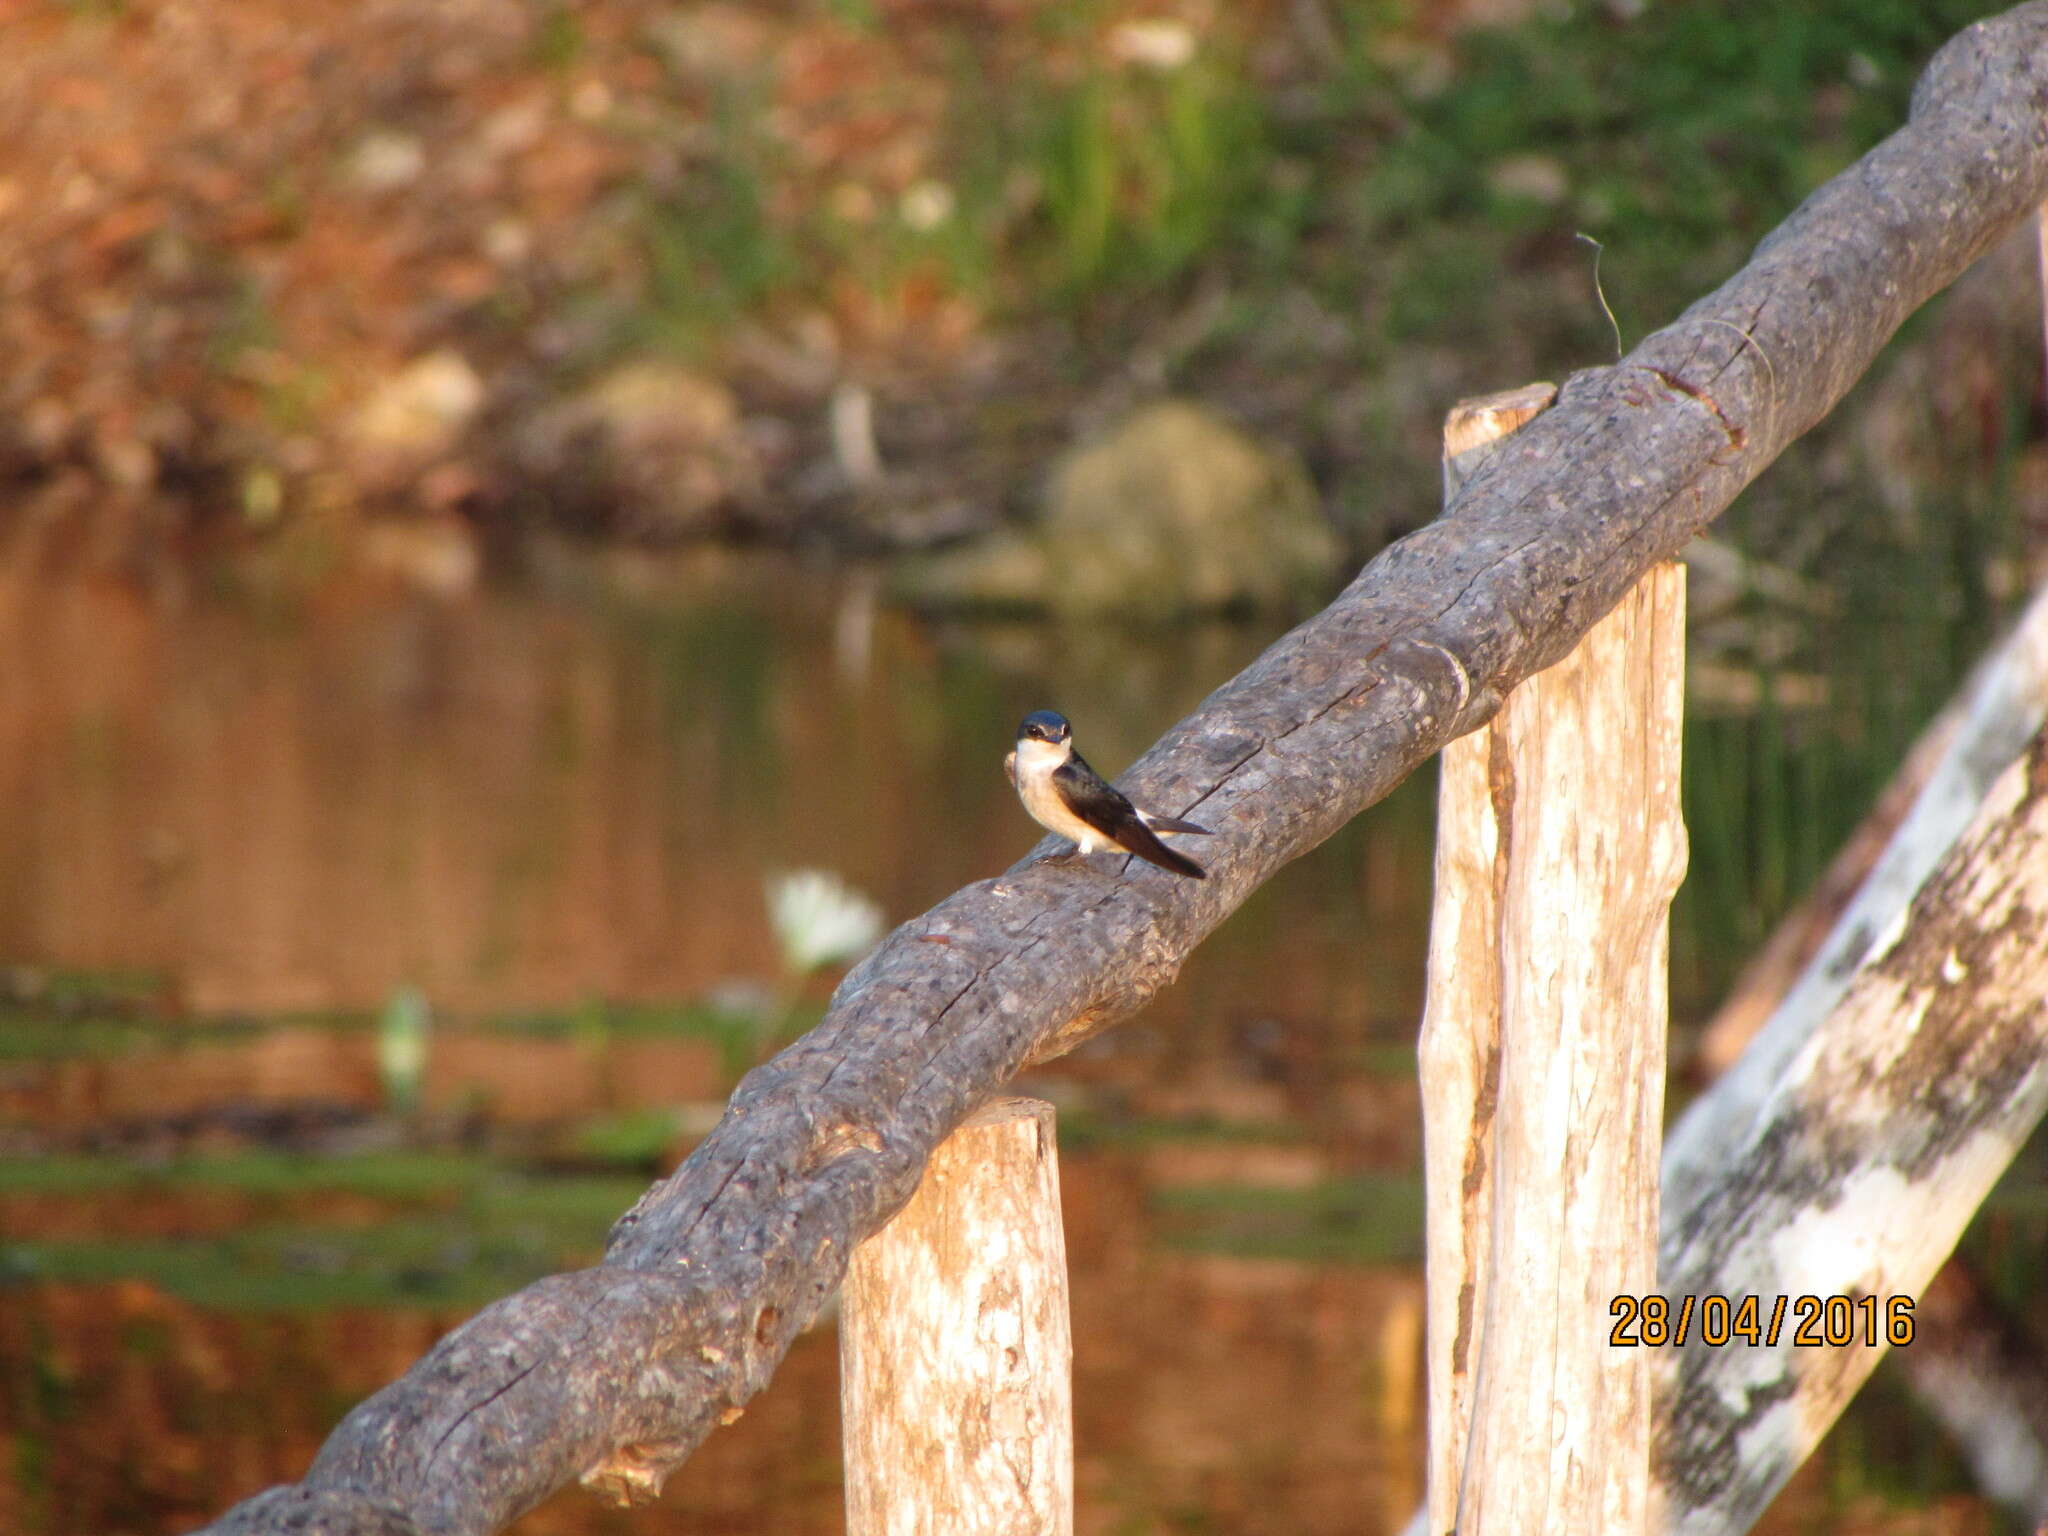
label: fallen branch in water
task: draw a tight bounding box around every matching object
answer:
[197,7,2048,1533]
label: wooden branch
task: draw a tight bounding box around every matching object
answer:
[1664,575,2048,1211]
[1395,609,2048,1536]
[1692,573,2048,1080]
[1687,694,1961,1079]
[193,8,2048,1533]
[1675,593,2048,1529]
[840,1097,1073,1536]
[1656,726,2048,1535]
[1423,559,1685,1536]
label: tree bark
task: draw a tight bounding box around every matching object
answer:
[1663,576,2048,1211]
[1656,727,2048,1535]
[193,8,2048,1534]
[840,1097,1073,1536]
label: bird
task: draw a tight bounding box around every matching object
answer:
[1004,709,1212,879]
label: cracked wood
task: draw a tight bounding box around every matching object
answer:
[841,1097,1073,1536]
[1422,562,1685,1536]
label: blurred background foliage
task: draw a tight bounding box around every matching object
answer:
[7,2,2048,1530]
[1,0,2027,574]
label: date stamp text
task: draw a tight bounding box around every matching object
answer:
[1608,1293,1914,1348]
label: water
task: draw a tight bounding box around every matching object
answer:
[0,554,2008,1533]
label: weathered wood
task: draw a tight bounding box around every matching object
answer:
[2038,201,2048,394]
[192,10,2048,1534]
[1689,694,1962,1079]
[840,1097,1072,1536]
[1656,726,2048,1535]
[1421,557,1685,1536]
[1397,656,2048,1536]
[1676,594,2048,1528]
[1440,381,1557,500]
[1664,576,2048,1211]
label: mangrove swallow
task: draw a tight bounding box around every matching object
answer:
[1005,709,1212,879]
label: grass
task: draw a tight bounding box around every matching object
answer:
[1152,1174,1426,1266]
[636,79,795,355]
[1057,1110,1313,1152]
[1029,56,1273,297]
[0,987,788,1074]
[0,1149,501,1200]
[0,1152,645,1310]
[1318,0,2002,341]
[615,0,2007,355]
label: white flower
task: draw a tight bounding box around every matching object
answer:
[766,870,885,976]
[377,986,432,1110]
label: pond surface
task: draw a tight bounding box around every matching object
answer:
[0,556,2014,1533]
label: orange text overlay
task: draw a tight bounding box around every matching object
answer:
[1608,1293,1915,1349]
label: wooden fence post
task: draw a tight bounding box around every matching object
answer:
[1421,389,1687,1536]
[840,1096,1073,1536]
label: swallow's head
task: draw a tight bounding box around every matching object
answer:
[1017,710,1072,748]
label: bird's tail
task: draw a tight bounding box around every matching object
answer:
[1113,821,1208,879]
[1139,811,1212,836]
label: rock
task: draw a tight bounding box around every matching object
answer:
[898,400,1339,617]
[350,350,485,474]
[520,360,759,540]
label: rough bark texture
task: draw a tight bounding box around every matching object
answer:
[1664,576,2048,1212]
[1673,587,2048,1529]
[193,9,2048,1534]
[1656,729,2048,1536]
[840,1097,1072,1536]
[1422,564,1685,1536]
[1688,693,1961,1080]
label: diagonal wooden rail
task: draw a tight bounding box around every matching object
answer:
[198,7,2048,1532]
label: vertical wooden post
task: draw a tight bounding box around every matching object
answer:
[1420,388,1687,1536]
[841,1096,1074,1536]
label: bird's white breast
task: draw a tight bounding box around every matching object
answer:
[1013,739,1106,852]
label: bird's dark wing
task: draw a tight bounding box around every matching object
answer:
[1142,813,1211,836]
[1055,755,1207,879]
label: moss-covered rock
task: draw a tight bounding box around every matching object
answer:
[899,400,1339,617]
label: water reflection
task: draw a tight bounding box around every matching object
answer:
[0,564,1432,1026]
[0,560,1990,1534]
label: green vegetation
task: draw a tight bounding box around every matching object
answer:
[0,1151,641,1309]
[626,0,2004,351]
[1153,1174,1425,1266]
[638,82,794,353]
[1331,0,1999,345]
[1030,57,1272,296]
[569,1106,689,1169]
[0,1149,499,1200]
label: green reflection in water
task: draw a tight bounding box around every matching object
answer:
[0,1153,643,1311]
